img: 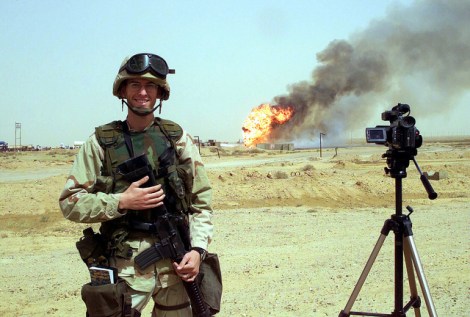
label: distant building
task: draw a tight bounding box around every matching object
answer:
[74,141,85,149]
[206,139,219,147]
[256,143,294,151]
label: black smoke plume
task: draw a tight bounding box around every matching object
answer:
[270,0,470,145]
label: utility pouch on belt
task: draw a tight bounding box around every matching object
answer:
[198,253,223,315]
[76,227,108,266]
[81,279,132,317]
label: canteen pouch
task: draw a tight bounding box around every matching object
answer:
[81,279,132,317]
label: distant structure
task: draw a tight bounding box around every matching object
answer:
[206,139,219,147]
[256,143,294,151]
[0,141,8,152]
[74,141,85,149]
[15,122,21,151]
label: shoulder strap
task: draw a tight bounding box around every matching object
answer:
[95,121,126,178]
[96,120,135,157]
[154,117,183,153]
[121,120,134,158]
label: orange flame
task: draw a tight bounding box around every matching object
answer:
[242,103,294,147]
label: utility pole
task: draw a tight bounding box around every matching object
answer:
[319,132,326,158]
[194,135,201,154]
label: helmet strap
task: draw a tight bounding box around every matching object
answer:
[121,99,162,117]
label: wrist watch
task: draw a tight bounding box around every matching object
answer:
[191,247,207,261]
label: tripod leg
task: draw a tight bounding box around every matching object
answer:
[404,236,438,317]
[403,242,422,317]
[339,233,388,316]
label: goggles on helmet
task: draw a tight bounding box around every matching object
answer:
[119,53,175,79]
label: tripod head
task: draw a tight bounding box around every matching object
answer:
[382,148,415,178]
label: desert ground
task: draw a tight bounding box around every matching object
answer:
[0,138,469,316]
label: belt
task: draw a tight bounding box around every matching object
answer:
[128,220,157,232]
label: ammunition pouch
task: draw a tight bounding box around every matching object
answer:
[108,227,133,259]
[81,279,132,317]
[198,253,223,315]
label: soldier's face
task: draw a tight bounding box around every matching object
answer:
[122,78,161,110]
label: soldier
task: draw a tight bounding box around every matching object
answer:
[59,53,214,317]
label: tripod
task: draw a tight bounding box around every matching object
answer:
[338,149,438,317]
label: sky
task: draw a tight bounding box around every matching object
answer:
[1,0,469,147]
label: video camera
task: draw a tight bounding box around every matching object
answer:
[366,103,422,151]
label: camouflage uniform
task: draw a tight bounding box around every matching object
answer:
[59,120,213,316]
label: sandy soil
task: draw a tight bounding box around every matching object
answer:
[0,140,469,316]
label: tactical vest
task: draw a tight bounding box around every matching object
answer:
[95,118,193,224]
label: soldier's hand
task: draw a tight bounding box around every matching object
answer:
[118,176,165,210]
[173,250,201,282]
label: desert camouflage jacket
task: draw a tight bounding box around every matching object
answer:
[59,121,213,250]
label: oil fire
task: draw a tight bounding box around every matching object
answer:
[242,103,294,147]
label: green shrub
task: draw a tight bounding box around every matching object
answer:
[302,164,315,171]
[273,171,289,179]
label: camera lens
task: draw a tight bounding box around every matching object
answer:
[400,116,415,128]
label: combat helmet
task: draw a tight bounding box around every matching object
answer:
[113,53,175,115]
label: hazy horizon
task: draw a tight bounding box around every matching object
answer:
[1,0,469,148]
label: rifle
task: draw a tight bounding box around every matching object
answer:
[117,153,211,317]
